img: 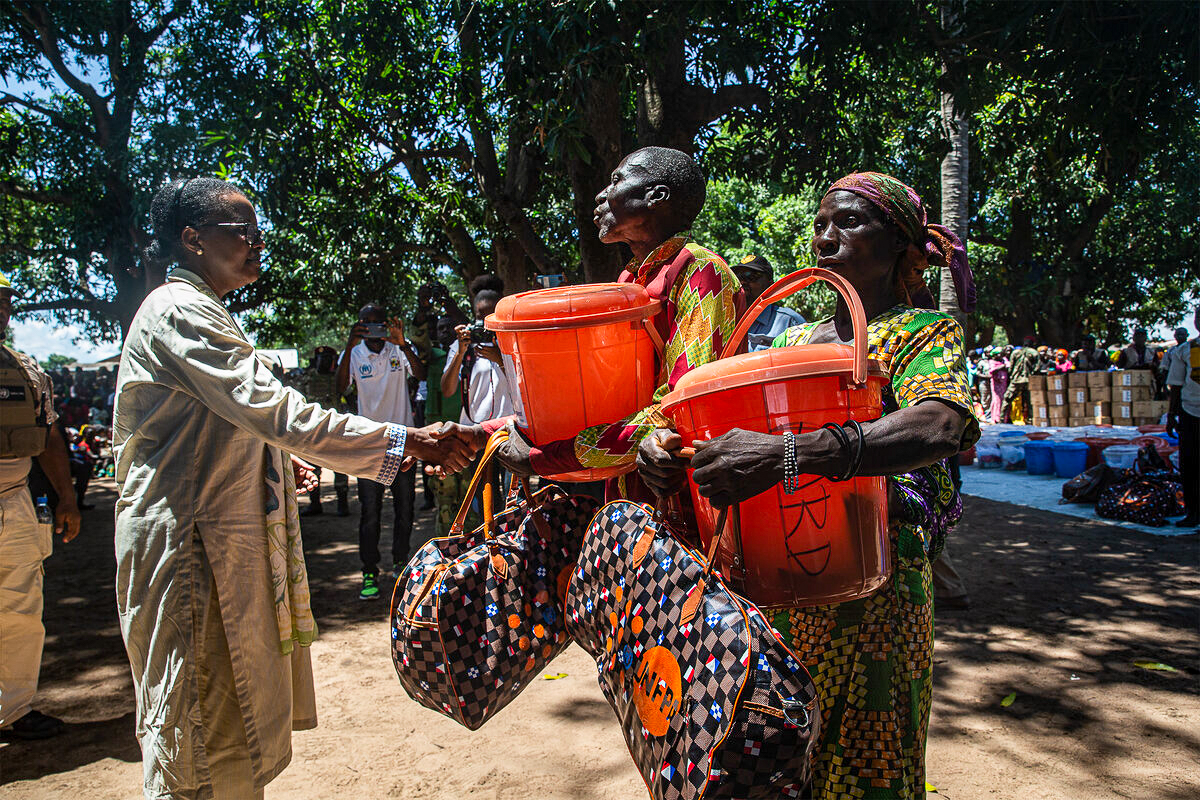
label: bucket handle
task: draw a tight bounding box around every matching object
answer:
[721,267,869,386]
[640,313,666,359]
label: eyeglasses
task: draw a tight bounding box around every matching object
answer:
[199,222,264,246]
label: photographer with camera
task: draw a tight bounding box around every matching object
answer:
[336,304,427,601]
[411,281,468,508]
[440,288,514,425]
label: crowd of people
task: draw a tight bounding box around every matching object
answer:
[0,151,1194,800]
[966,327,1185,424]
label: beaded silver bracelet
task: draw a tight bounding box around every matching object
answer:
[782,431,801,493]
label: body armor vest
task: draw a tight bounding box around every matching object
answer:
[0,345,48,458]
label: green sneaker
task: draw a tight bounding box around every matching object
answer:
[359,571,380,601]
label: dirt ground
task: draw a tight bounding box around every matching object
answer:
[2,474,1197,799]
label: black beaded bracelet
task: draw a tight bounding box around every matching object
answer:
[821,420,866,482]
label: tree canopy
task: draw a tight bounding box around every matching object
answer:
[1,0,1195,350]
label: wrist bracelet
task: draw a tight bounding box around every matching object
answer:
[783,431,800,493]
[842,420,866,480]
[821,421,866,482]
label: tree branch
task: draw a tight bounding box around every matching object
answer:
[356,242,460,269]
[1062,195,1114,265]
[0,91,90,136]
[0,242,93,262]
[145,0,186,43]
[458,6,560,274]
[0,179,75,205]
[17,296,112,315]
[15,1,111,143]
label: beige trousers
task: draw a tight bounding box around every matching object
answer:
[0,485,52,728]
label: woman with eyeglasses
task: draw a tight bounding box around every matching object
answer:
[113,177,481,798]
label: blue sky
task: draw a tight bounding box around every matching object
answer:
[9,318,118,363]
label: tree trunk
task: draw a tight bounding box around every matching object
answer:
[938,2,968,329]
[493,236,530,295]
[567,76,625,283]
[1003,196,1037,343]
[635,14,692,153]
[938,93,969,323]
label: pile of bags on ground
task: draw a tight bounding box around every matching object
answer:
[1061,443,1186,526]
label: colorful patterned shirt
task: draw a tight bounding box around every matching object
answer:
[529,236,742,476]
[773,304,980,447]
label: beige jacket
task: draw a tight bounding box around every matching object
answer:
[114,269,406,797]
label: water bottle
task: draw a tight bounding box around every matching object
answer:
[35,496,53,527]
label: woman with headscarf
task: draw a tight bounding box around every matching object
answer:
[638,172,979,799]
[114,177,479,798]
[986,346,1010,423]
[1053,348,1074,373]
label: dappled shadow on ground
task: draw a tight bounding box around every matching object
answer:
[544,695,612,725]
[935,497,1197,684]
[1,712,139,783]
[929,496,1200,797]
[22,477,1200,796]
[299,476,443,632]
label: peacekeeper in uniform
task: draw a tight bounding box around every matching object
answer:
[292,345,351,516]
[0,273,82,740]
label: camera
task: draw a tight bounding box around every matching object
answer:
[361,322,389,339]
[466,320,495,345]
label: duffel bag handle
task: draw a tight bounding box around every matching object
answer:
[449,428,516,578]
[679,506,734,624]
[721,267,868,386]
[449,428,509,536]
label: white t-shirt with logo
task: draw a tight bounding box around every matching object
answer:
[1166,339,1200,418]
[443,340,515,424]
[348,341,415,426]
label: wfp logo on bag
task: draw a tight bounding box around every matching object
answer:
[632,646,682,736]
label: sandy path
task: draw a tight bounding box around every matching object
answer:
[2,477,1197,798]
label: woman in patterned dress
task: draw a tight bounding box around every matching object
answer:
[638,172,980,799]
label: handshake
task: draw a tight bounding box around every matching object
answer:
[403,421,489,476]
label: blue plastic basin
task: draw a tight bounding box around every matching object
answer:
[1025,440,1056,475]
[1051,441,1090,479]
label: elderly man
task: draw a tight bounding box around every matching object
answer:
[0,273,82,741]
[734,254,805,351]
[496,146,743,511]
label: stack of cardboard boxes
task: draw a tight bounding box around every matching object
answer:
[1027,370,1167,427]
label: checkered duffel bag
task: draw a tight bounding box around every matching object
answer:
[566,500,819,799]
[390,430,600,729]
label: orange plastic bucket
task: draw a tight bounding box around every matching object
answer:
[661,268,890,609]
[487,283,663,482]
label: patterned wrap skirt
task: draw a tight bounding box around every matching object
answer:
[769,462,961,800]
